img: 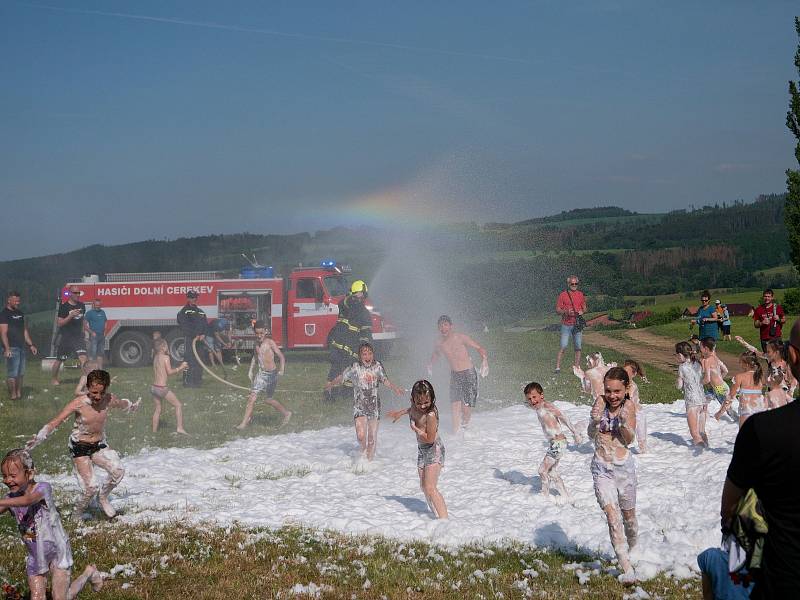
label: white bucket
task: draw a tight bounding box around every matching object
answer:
[40,357,58,371]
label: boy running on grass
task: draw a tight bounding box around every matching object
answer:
[427,315,489,434]
[524,382,582,502]
[237,321,291,430]
[26,370,139,520]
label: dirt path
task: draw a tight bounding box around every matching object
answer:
[583,329,743,375]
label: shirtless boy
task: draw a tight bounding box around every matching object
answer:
[524,382,582,502]
[151,339,189,434]
[237,321,291,430]
[27,370,138,520]
[427,315,489,434]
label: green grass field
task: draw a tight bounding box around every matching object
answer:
[627,287,791,313]
[0,328,705,598]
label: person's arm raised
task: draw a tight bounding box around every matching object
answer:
[0,484,45,510]
[27,399,79,449]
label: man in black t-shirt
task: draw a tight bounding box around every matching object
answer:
[51,286,87,385]
[0,291,37,399]
[721,320,800,599]
[177,290,208,387]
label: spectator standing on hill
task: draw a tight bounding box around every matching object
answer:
[555,276,587,374]
[693,291,719,341]
[84,299,107,368]
[51,286,87,386]
[752,289,785,353]
[719,301,732,341]
[177,290,208,388]
[720,319,800,599]
[0,291,37,400]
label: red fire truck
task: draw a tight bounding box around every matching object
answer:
[54,263,397,367]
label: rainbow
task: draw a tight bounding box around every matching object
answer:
[328,188,448,228]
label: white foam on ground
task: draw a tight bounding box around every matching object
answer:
[46,400,735,579]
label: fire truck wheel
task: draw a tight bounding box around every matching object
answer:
[164,330,186,363]
[111,331,151,368]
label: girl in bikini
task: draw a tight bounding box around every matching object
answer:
[388,380,448,519]
[699,338,732,418]
[715,352,766,427]
[735,336,795,408]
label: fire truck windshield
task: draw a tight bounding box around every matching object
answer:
[323,276,348,297]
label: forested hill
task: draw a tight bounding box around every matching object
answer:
[459,193,792,320]
[0,194,793,321]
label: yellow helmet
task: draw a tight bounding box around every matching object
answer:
[350,280,368,295]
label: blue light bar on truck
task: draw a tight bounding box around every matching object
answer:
[320,259,336,269]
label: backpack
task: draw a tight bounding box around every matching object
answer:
[726,488,768,577]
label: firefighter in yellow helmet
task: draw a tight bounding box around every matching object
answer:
[325,280,373,401]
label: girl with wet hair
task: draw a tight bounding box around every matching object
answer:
[388,380,448,519]
[735,336,796,407]
[622,360,648,454]
[588,367,638,581]
[715,352,767,427]
[699,338,733,422]
[325,342,404,462]
[1,449,104,600]
[675,341,709,447]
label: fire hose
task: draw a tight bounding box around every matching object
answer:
[190,338,320,394]
[192,337,251,391]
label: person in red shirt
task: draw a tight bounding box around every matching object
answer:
[555,276,587,374]
[752,288,786,353]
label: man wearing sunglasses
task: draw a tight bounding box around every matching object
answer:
[51,287,87,385]
[693,290,719,341]
[555,276,586,374]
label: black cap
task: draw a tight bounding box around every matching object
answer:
[186,290,199,299]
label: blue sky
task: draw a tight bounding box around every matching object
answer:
[1,1,798,259]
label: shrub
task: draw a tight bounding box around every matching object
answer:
[635,306,683,328]
[783,288,800,314]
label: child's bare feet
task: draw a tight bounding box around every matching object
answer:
[84,565,105,592]
[98,494,117,519]
[280,411,292,427]
[176,429,189,435]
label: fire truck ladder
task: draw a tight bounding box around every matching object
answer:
[104,271,223,282]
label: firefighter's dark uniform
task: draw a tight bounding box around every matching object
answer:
[177,299,208,387]
[326,294,373,401]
